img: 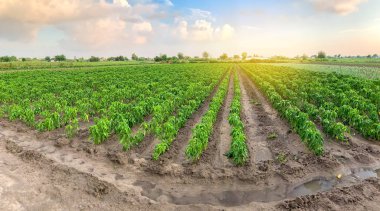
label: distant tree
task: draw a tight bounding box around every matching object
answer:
[0,56,10,62]
[131,53,138,60]
[160,54,168,61]
[220,53,228,60]
[177,52,184,60]
[154,54,168,62]
[367,55,372,58]
[154,56,162,62]
[373,54,378,58]
[233,55,240,60]
[241,52,247,60]
[202,51,209,59]
[115,56,127,61]
[10,56,17,61]
[89,56,100,62]
[22,58,27,62]
[301,54,308,60]
[317,51,326,59]
[45,56,51,62]
[54,54,66,61]
[0,56,17,62]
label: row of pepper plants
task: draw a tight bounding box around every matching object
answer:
[249,67,349,142]
[150,71,229,160]
[226,70,249,165]
[123,66,228,155]
[254,65,379,141]
[0,64,227,149]
[184,69,231,161]
[241,64,379,143]
[240,65,325,155]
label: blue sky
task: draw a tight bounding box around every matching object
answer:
[0,0,379,58]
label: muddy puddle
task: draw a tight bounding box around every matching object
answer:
[134,167,380,207]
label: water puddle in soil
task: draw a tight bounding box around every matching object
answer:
[134,167,380,207]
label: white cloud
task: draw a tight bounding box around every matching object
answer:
[242,25,262,31]
[114,0,130,8]
[189,8,215,22]
[172,8,235,42]
[309,0,367,15]
[174,19,235,41]
[175,21,189,39]
[164,0,173,6]
[191,20,214,41]
[0,0,123,42]
[0,22,38,42]
[0,1,236,55]
[61,18,127,48]
[0,0,159,49]
[135,36,148,44]
[132,21,153,32]
[215,24,235,40]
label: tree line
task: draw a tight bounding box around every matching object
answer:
[1,51,379,63]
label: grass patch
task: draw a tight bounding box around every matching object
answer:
[267,131,278,140]
[276,152,287,164]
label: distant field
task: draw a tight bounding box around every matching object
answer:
[266,63,380,79]
[0,60,149,71]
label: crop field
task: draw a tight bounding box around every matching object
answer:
[1,63,380,210]
[267,63,380,79]
[0,60,146,71]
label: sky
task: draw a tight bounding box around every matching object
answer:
[0,0,380,58]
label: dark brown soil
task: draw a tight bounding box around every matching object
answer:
[278,178,380,211]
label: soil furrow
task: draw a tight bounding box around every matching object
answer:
[200,70,234,168]
[238,68,273,165]
[238,66,307,157]
[155,70,230,164]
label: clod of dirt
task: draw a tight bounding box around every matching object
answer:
[107,151,124,165]
[20,150,43,162]
[87,181,110,198]
[78,128,90,139]
[54,138,71,148]
[353,153,373,164]
[278,178,380,210]
[5,139,23,153]
[16,127,26,133]
[78,143,98,155]
[258,161,269,172]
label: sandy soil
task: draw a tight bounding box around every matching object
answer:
[1,66,380,210]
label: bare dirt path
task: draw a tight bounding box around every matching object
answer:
[238,67,273,165]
